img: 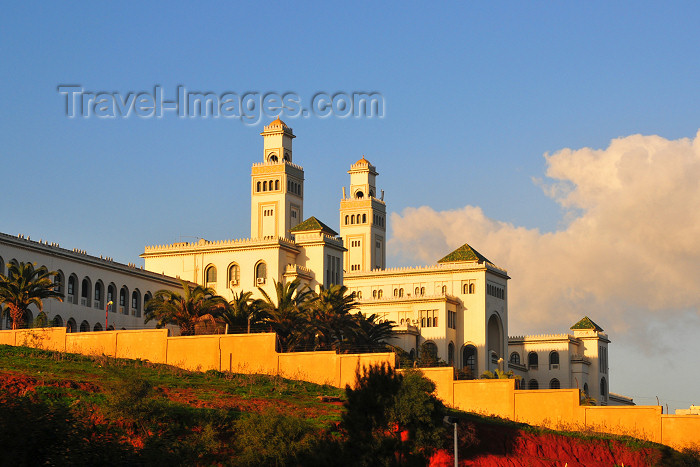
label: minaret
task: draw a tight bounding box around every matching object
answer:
[251,118,304,239]
[339,156,386,272]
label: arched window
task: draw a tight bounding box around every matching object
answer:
[255,261,267,285]
[550,378,561,389]
[528,379,539,390]
[107,283,116,311]
[275,180,279,190]
[441,285,447,294]
[345,215,349,225]
[228,263,240,287]
[81,277,91,307]
[205,265,217,285]
[372,290,377,299]
[52,315,64,328]
[377,289,383,298]
[284,152,290,161]
[398,288,404,297]
[93,323,103,332]
[67,275,77,303]
[356,190,364,199]
[528,352,538,369]
[257,181,261,192]
[420,287,425,295]
[94,282,103,309]
[549,351,560,367]
[119,286,129,314]
[600,377,607,398]
[448,342,455,365]
[362,213,367,223]
[66,318,76,333]
[583,383,589,396]
[369,189,374,197]
[53,270,65,294]
[422,341,438,362]
[509,352,520,365]
[144,292,152,307]
[393,288,398,297]
[79,320,90,332]
[415,287,420,295]
[269,154,278,163]
[463,345,477,373]
[132,290,141,317]
[463,284,468,294]
[356,291,362,299]
[263,181,268,191]
[469,283,475,294]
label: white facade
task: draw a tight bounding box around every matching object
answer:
[339,157,387,272]
[507,317,631,406]
[345,259,509,376]
[0,232,181,332]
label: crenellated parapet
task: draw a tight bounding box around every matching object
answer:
[346,260,508,278]
[143,236,299,254]
[284,263,314,278]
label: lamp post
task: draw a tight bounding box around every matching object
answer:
[443,416,458,466]
[105,300,113,330]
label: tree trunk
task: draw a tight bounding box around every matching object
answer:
[8,304,23,331]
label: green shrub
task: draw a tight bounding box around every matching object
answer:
[232,411,317,466]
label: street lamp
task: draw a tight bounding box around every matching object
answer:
[443,416,459,467]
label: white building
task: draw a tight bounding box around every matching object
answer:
[2,118,631,404]
[508,316,632,405]
[0,232,181,331]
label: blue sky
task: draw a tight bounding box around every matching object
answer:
[2,2,699,411]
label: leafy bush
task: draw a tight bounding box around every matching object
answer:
[341,364,445,466]
[232,411,317,466]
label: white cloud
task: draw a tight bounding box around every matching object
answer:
[388,131,700,338]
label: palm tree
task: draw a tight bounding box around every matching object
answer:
[221,291,265,333]
[258,279,315,352]
[353,313,396,352]
[0,260,63,330]
[144,280,228,336]
[309,284,359,351]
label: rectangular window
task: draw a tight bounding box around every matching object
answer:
[447,310,456,329]
[419,310,438,328]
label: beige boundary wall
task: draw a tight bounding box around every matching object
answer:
[0,328,393,390]
[1,328,698,450]
[418,367,700,450]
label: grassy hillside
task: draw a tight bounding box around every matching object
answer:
[0,345,697,466]
[0,345,345,465]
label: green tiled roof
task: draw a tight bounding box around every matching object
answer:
[289,216,338,236]
[570,316,604,332]
[437,243,491,264]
